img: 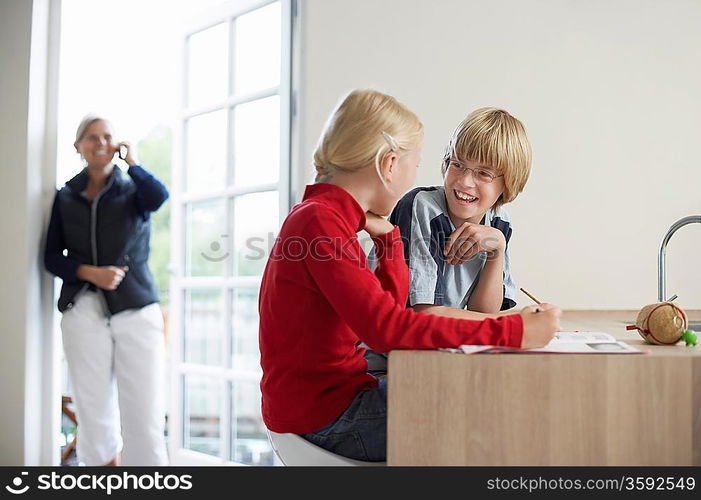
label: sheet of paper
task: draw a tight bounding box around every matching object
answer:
[458,331,646,355]
[551,332,615,343]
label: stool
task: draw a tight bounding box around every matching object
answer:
[61,396,78,464]
[266,430,386,466]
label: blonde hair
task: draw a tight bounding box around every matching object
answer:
[74,114,112,146]
[313,89,423,183]
[442,107,531,210]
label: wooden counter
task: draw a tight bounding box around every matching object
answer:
[387,311,701,466]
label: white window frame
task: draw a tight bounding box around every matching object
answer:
[168,0,293,465]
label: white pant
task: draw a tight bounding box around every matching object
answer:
[61,290,169,465]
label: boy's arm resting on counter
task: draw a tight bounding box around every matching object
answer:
[466,252,505,313]
[401,217,449,309]
[302,215,524,353]
[413,303,499,320]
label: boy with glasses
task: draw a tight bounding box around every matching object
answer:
[365,108,533,374]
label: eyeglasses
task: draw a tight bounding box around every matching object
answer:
[444,157,504,184]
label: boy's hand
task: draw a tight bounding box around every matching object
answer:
[364,212,394,237]
[520,303,561,349]
[444,222,506,265]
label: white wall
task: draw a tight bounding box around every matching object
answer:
[0,0,60,465]
[296,0,701,310]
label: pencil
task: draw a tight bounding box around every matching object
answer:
[519,287,542,305]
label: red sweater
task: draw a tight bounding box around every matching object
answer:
[259,183,523,433]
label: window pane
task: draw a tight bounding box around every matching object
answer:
[234,2,281,95]
[183,375,221,457]
[186,109,227,194]
[231,288,260,373]
[184,289,224,366]
[230,381,274,465]
[233,96,280,187]
[187,22,228,109]
[186,198,228,277]
[234,191,279,276]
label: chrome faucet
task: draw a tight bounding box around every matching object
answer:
[658,215,701,302]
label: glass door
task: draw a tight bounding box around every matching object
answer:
[169,0,291,465]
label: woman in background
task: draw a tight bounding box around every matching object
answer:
[45,115,169,466]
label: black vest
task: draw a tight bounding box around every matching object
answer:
[57,166,159,315]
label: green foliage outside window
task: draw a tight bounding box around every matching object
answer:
[138,125,172,305]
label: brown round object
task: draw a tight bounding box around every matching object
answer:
[632,302,687,345]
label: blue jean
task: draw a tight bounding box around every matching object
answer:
[301,377,387,462]
[363,348,388,376]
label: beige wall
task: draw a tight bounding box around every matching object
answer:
[0,0,59,465]
[295,0,701,310]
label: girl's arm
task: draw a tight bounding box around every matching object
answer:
[373,249,409,305]
[365,212,409,305]
[302,214,524,353]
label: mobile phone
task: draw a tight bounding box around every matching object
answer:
[118,144,127,160]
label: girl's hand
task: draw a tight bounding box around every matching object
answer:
[117,141,137,166]
[364,211,394,237]
[444,222,506,265]
[520,303,561,349]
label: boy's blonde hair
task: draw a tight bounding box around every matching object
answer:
[313,89,423,183]
[442,107,531,211]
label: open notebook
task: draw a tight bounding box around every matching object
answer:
[455,332,647,354]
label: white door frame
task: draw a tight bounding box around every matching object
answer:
[168,0,293,466]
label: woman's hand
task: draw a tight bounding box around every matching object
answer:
[364,211,394,237]
[117,141,137,167]
[444,222,506,265]
[77,265,129,290]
